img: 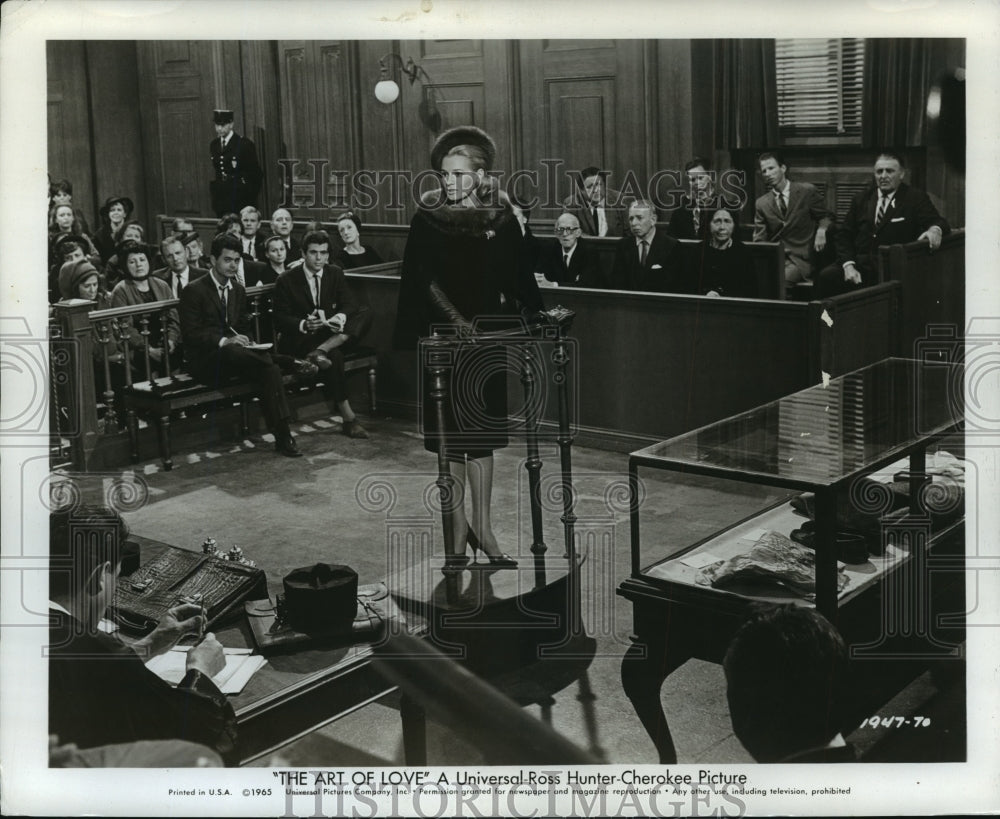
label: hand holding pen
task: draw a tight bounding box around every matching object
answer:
[134,599,207,658]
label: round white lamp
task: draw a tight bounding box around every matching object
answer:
[374,78,401,105]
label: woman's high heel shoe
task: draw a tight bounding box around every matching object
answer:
[467,530,517,569]
[444,553,470,570]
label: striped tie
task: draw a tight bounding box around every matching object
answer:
[875,195,891,230]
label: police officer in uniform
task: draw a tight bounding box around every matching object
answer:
[209,109,263,218]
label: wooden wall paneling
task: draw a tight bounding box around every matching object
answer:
[138,41,222,219]
[46,42,96,223]
[653,40,695,218]
[316,41,358,212]
[240,41,283,218]
[84,42,148,229]
[518,40,646,220]
[276,41,363,219]
[277,41,316,214]
[356,40,406,225]
[613,40,648,193]
[688,40,715,159]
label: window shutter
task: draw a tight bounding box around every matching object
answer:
[776,38,865,139]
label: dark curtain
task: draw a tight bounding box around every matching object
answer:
[713,39,779,149]
[863,38,965,147]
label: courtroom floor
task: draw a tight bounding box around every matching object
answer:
[116,409,761,766]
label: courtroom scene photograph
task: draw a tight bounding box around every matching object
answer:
[43,37,968,771]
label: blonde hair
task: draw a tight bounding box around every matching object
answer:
[443,144,489,172]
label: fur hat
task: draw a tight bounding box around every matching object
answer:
[430,125,497,172]
[58,259,100,300]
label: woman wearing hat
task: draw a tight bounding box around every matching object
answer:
[58,259,129,422]
[93,195,136,263]
[110,240,180,378]
[334,211,384,270]
[393,125,544,569]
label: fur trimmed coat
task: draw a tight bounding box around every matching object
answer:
[392,185,543,350]
[393,183,544,456]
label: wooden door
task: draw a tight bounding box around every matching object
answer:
[137,41,238,219]
[518,40,647,219]
[276,41,361,219]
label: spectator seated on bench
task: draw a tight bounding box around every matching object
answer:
[272,229,373,439]
[177,232,314,458]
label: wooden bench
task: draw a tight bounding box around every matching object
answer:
[122,346,378,471]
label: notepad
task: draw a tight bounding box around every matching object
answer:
[245,342,272,351]
[145,645,267,694]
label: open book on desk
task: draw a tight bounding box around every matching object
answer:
[145,645,267,694]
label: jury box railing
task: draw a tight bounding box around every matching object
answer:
[50,284,278,470]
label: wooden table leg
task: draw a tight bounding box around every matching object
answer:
[400,693,427,765]
[621,634,693,764]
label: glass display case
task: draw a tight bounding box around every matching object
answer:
[617,357,966,762]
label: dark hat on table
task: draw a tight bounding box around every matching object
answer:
[430,125,497,172]
[282,563,358,634]
[213,109,235,125]
[99,195,135,220]
[58,259,100,300]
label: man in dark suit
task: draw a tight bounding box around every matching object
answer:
[753,151,834,284]
[179,233,308,456]
[534,212,605,288]
[272,230,373,439]
[817,151,949,297]
[239,205,268,262]
[48,505,237,763]
[666,157,716,241]
[154,235,208,298]
[209,109,263,218]
[270,207,301,265]
[562,166,627,237]
[610,200,688,292]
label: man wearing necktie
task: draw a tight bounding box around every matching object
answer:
[179,233,311,457]
[534,213,603,288]
[666,157,716,241]
[610,200,687,293]
[752,151,833,285]
[817,151,950,297]
[272,230,373,439]
[154,236,207,299]
[562,165,627,237]
[209,109,262,218]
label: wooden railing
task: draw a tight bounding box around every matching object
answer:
[51,235,962,470]
[878,229,965,359]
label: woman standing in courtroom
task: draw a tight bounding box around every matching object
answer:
[393,126,544,569]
